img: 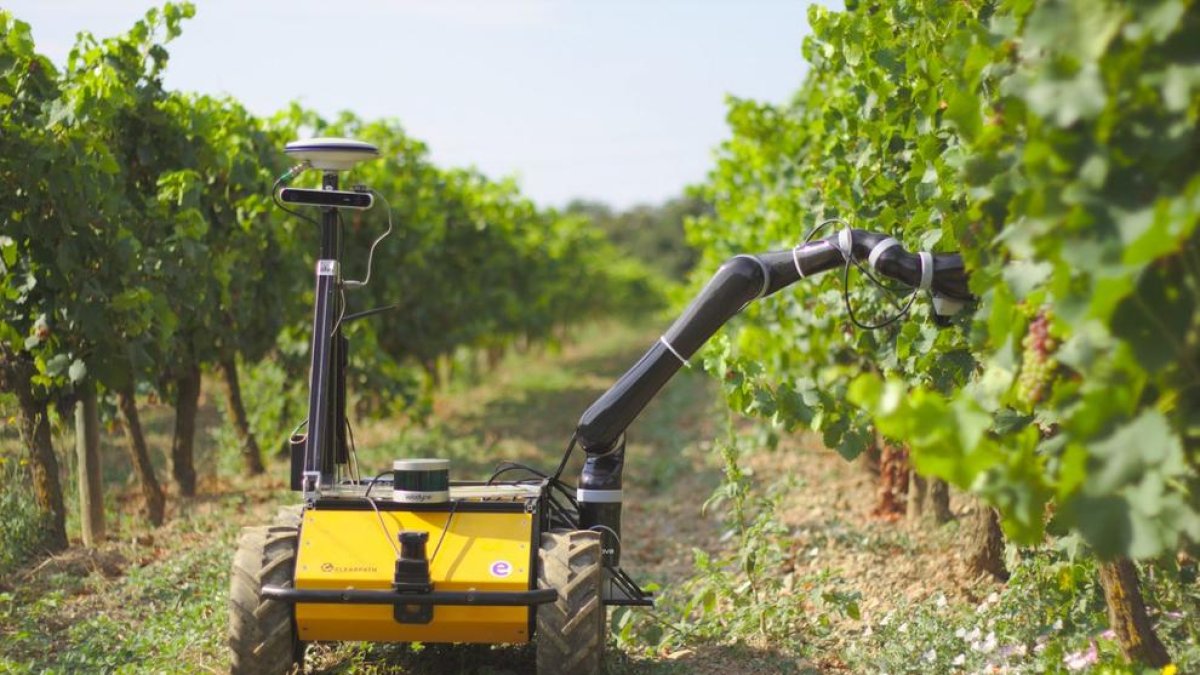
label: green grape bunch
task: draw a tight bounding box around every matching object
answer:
[1016,309,1057,406]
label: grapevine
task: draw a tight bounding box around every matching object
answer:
[694,0,1200,560]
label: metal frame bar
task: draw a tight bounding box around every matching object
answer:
[312,498,535,513]
[264,586,557,607]
[301,171,346,494]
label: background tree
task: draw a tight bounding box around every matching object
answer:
[155,93,292,487]
[0,10,174,539]
[52,5,205,523]
[566,196,708,281]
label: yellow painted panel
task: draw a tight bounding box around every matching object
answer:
[294,508,534,644]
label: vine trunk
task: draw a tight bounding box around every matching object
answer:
[117,384,165,526]
[1098,558,1171,667]
[7,356,68,551]
[218,357,263,475]
[170,363,200,496]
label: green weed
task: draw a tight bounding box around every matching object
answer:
[614,429,858,659]
[0,458,56,577]
[839,547,1200,674]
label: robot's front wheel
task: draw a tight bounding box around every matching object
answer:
[229,518,304,674]
[536,529,606,675]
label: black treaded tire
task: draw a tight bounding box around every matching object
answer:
[536,529,605,675]
[274,505,304,529]
[229,522,304,674]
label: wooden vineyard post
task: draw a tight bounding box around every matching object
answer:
[906,470,952,524]
[966,499,1007,580]
[927,478,953,524]
[907,470,927,519]
[74,384,105,546]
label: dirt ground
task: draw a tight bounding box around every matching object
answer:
[1,321,999,674]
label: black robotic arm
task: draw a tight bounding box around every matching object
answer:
[572,228,972,568]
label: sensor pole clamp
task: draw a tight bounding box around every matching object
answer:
[301,470,322,500]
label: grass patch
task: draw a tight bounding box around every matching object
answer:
[0,459,57,578]
[0,481,293,673]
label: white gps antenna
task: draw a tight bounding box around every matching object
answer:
[284,137,380,171]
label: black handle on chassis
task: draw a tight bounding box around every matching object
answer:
[261,585,558,606]
[572,228,973,569]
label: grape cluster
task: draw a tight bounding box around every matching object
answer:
[1017,310,1057,405]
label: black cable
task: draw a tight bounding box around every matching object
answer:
[429,499,459,564]
[489,460,580,523]
[272,175,321,229]
[362,469,390,499]
[843,257,918,330]
[802,218,837,244]
[550,480,579,510]
[487,462,551,484]
[488,460,576,491]
[802,220,919,331]
[363,468,461,567]
[343,302,403,324]
[552,433,578,481]
[362,470,400,556]
[545,494,580,530]
[549,503,578,530]
[345,417,361,483]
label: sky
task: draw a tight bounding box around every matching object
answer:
[7,1,824,210]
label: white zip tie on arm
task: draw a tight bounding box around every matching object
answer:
[791,243,808,278]
[918,251,934,291]
[659,336,690,368]
[867,237,901,271]
[837,226,854,261]
[792,239,836,278]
